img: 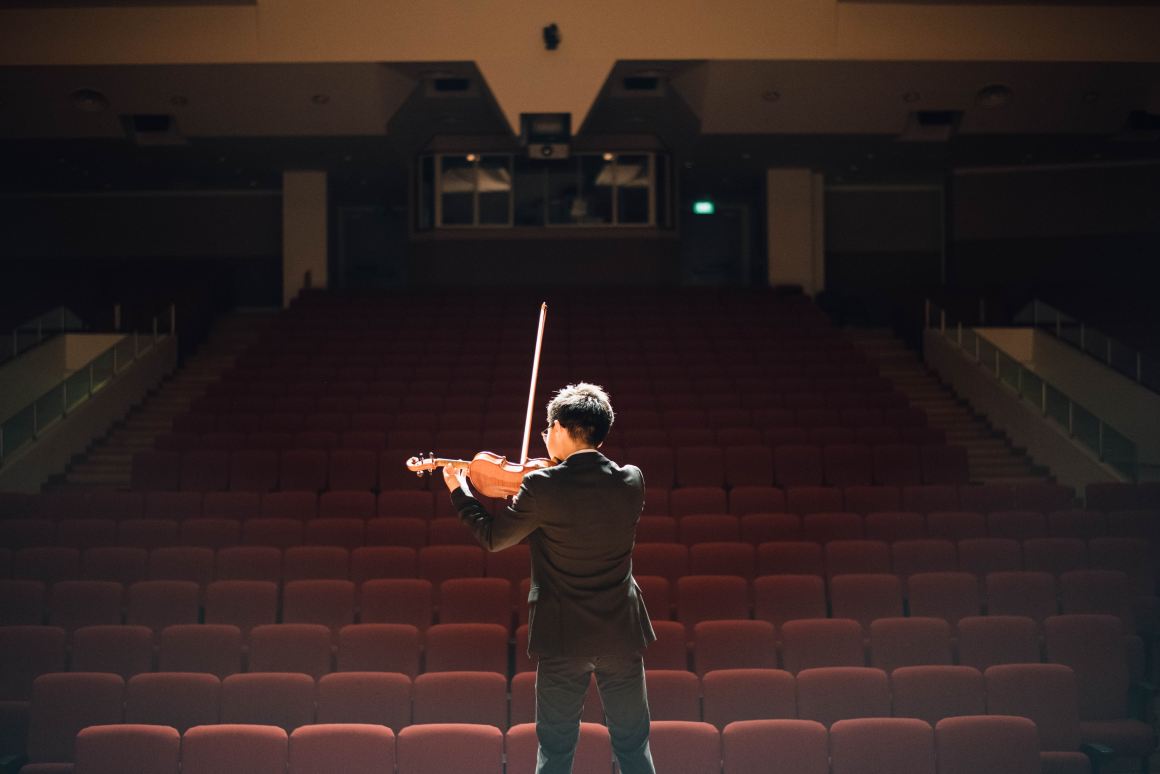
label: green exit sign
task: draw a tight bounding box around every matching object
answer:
[692,200,715,215]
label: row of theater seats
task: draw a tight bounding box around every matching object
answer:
[8,482,1089,522]
[171,405,929,434]
[2,535,1152,593]
[0,609,1144,686]
[12,661,1151,772]
[130,443,968,492]
[21,715,1105,774]
[3,568,1149,656]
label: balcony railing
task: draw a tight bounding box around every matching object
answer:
[926,300,1137,481]
[0,307,86,365]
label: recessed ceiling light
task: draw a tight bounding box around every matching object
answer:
[602,152,614,161]
[976,84,1013,109]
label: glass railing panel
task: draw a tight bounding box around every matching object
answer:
[1142,355,1160,394]
[1044,383,1070,428]
[998,352,1021,390]
[35,385,65,433]
[1,405,36,461]
[978,338,998,374]
[114,337,136,372]
[65,369,90,412]
[1101,425,1137,480]
[961,328,979,358]
[1081,327,1109,362]
[1071,404,1101,458]
[1059,321,1083,350]
[1019,370,1044,406]
[91,349,115,391]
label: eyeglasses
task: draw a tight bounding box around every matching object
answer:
[540,426,550,443]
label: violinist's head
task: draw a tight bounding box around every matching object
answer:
[545,382,614,451]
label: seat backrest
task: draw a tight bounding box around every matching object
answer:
[219,673,317,731]
[289,724,396,774]
[830,717,936,774]
[412,672,508,728]
[423,623,509,674]
[889,665,985,726]
[722,719,828,774]
[1043,614,1130,722]
[74,724,180,774]
[316,672,412,731]
[955,616,1041,671]
[27,672,125,763]
[396,723,504,774]
[701,668,796,729]
[780,618,866,673]
[157,623,242,679]
[934,716,1040,774]
[984,663,1082,752]
[182,724,288,774]
[125,672,221,732]
[248,623,333,678]
[869,617,953,673]
[647,721,721,774]
[796,666,891,727]
[693,620,778,675]
[0,625,66,700]
[505,722,611,774]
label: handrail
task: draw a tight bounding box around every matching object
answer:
[0,306,86,365]
[0,304,176,468]
[925,299,1137,482]
[1014,299,1160,396]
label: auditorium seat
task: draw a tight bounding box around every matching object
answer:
[179,517,241,549]
[774,446,823,488]
[724,445,774,487]
[647,721,720,773]
[69,624,153,679]
[728,485,788,516]
[738,513,800,544]
[261,491,318,520]
[0,626,66,702]
[643,620,688,670]
[636,516,676,543]
[905,572,981,629]
[700,667,795,728]
[1043,614,1156,765]
[920,445,969,485]
[181,451,230,491]
[846,488,905,519]
[214,546,280,584]
[802,511,862,542]
[669,487,728,518]
[282,579,356,635]
[81,546,148,584]
[958,538,1022,579]
[147,546,214,588]
[0,580,47,625]
[56,518,116,550]
[829,573,903,629]
[824,445,873,487]
[675,575,750,631]
[936,715,1041,774]
[423,623,509,674]
[248,623,333,678]
[889,665,985,726]
[721,719,829,774]
[438,578,513,630]
[412,671,508,727]
[359,579,434,630]
[830,717,936,774]
[365,517,429,548]
[677,514,740,546]
[220,672,316,731]
[315,672,412,730]
[428,517,476,545]
[752,574,826,628]
[983,663,1094,774]
[1059,570,1135,629]
[288,723,395,774]
[117,518,179,549]
[1048,510,1107,541]
[350,546,419,583]
[901,485,959,514]
[625,446,675,489]
[632,543,689,584]
[890,539,958,578]
[1087,537,1154,595]
[124,672,220,732]
[987,510,1048,541]
[229,451,279,492]
[644,670,701,721]
[48,580,123,633]
[73,724,180,774]
[243,517,304,549]
[756,541,825,576]
[418,545,485,588]
[336,623,420,677]
[182,724,288,774]
[284,546,350,581]
[688,541,755,578]
[1022,538,1088,577]
[692,620,777,675]
[869,617,953,672]
[796,666,891,727]
[986,571,1058,623]
[24,673,124,769]
[955,616,1041,671]
[204,580,278,635]
[780,619,865,673]
[786,485,844,515]
[505,722,611,774]
[926,511,987,541]
[825,539,891,576]
[280,450,329,492]
[395,723,503,774]
[11,548,76,587]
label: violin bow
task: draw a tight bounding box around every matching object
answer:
[518,302,548,465]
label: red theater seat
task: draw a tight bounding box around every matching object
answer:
[869,617,953,673]
[722,719,828,774]
[69,624,153,679]
[315,673,411,730]
[505,723,611,774]
[889,665,985,726]
[124,672,220,733]
[935,716,1041,774]
[830,717,936,774]
[220,673,316,731]
[25,673,124,768]
[780,618,865,673]
[395,723,503,774]
[424,623,509,674]
[955,616,1041,671]
[412,671,508,727]
[796,666,891,727]
[182,724,288,774]
[647,721,720,773]
[73,724,180,774]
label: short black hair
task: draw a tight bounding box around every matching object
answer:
[546,382,614,446]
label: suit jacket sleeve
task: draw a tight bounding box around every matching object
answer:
[450,475,542,552]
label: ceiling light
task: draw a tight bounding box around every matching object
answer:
[602,152,614,161]
[466,153,477,162]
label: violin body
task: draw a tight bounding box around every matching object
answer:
[406,451,555,499]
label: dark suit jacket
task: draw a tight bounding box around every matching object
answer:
[450,449,656,658]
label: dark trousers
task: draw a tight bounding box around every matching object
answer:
[534,653,656,774]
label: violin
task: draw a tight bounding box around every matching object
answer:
[405,451,554,499]
[403,302,554,498]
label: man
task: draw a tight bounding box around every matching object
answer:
[442,382,656,774]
